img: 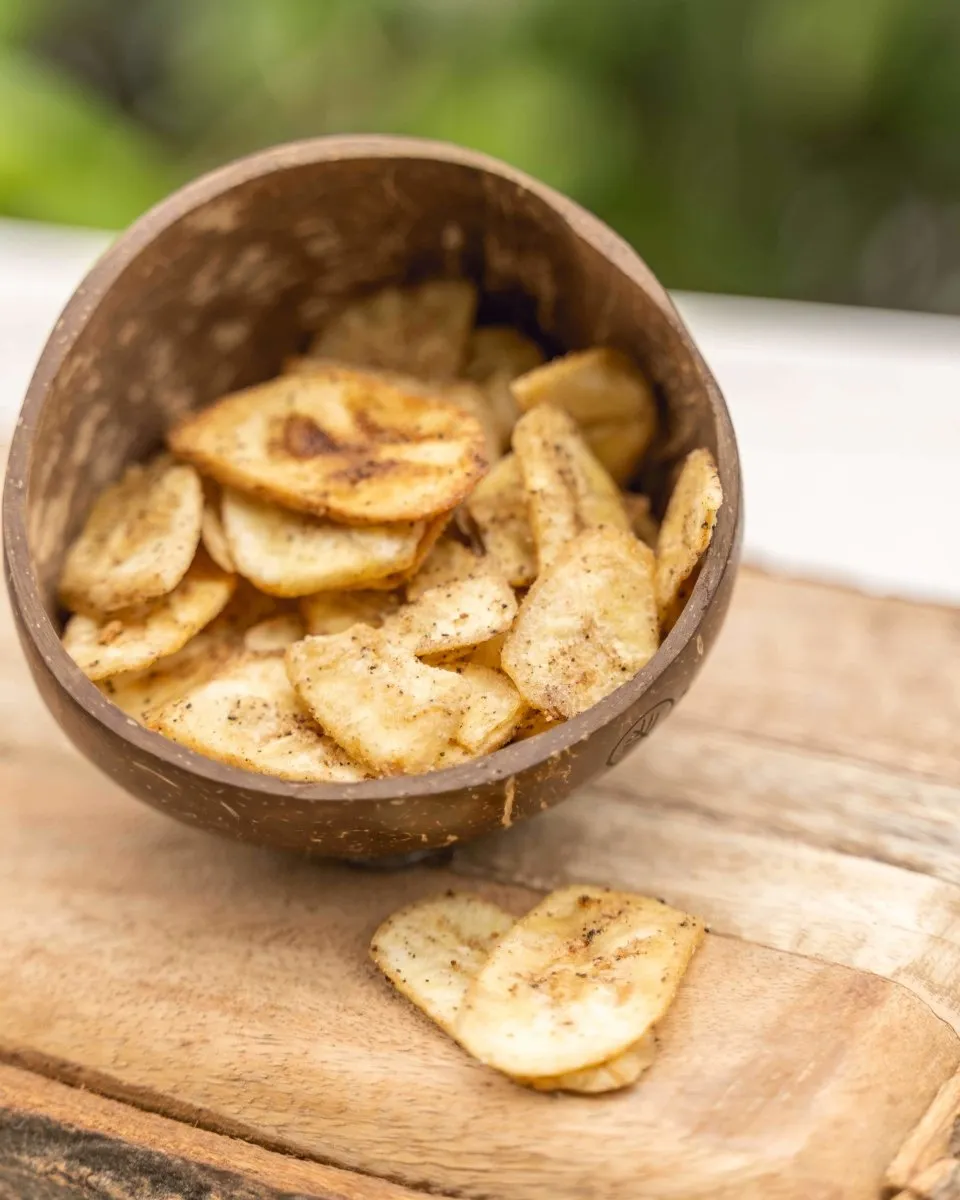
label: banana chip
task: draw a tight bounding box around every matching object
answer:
[288,358,502,458]
[463,455,537,587]
[383,574,517,658]
[446,663,526,755]
[513,708,562,742]
[168,366,487,524]
[469,631,507,670]
[655,448,723,633]
[299,589,401,637]
[63,553,236,682]
[371,894,514,1042]
[200,487,236,574]
[309,280,477,379]
[286,627,471,775]
[585,417,652,486]
[463,326,545,384]
[513,347,657,441]
[406,538,492,602]
[150,653,367,782]
[456,885,703,1079]
[623,492,659,548]
[243,613,305,653]
[59,457,203,616]
[502,528,659,719]
[99,629,236,724]
[370,893,656,1093]
[220,488,424,597]
[463,327,544,446]
[521,1035,658,1094]
[512,405,630,572]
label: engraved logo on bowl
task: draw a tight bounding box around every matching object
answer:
[607,699,675,766]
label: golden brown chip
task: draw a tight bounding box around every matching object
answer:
[447,664,526,755]
[655,448,723,633]
[463,455,537,587]
[199,486,236,574]
[150,653,368,782]
[370,893,655,1093]
[220,488,424,597]
[383,574,517,659]
[405,537,492,602]
[462,326,545,384]
[299,590,401,637]
[59,457,202,615]
[371,894,515,1042]
[512,405,630,572]
[99,629,237,724]
[623,492,660,548]
[501,528,659,719]
[243,613,305,653]
[62,554,236,682]
[167,366,488,524]
[291,357,504,462]
[585,417,652,486]
[510,708,561,742]
[519,1034,658,1094]
[462,327,544,446]
[512,347,657,441]
[286,627,471,776]
[469,631,507,671]
[309,280,477,379]
[212,580,286,636]
[456,885,703,1078]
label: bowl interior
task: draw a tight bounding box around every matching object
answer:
[22,143,724,616]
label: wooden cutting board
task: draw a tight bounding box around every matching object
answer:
[2,568,960,1200]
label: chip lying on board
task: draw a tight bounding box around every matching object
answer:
[59,275,720,783]
[308,280,477,380]
[502,528,660,719]
[221,488,425,597]
[59,456,203,616]
[63,553,236,682]
[512,405,630,572]
[655,448,723,633]
[150,653,368,782]
[371,888,701,1091]
[456,885,703,1080]
[286,627,471,776]
[168,365,488,524]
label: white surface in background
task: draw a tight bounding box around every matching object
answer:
[1,218,958,604]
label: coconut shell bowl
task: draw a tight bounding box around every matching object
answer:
[2,136,741,860]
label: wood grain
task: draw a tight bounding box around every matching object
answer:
[458,779,960,1030]
[0,1063,426,1199]
[2,568,959,1198]
[0,757,956,1200]
[886,1068,960,1197]
[684,570,960,784]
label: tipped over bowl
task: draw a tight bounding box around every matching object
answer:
[3,136,741,859]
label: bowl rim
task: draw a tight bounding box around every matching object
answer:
[3,134,741,803]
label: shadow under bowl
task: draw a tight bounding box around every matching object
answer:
[3,135,742,860]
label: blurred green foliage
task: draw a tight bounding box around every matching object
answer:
[1,0,959,311]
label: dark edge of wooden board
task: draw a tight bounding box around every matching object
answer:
[0,1062,437,1200]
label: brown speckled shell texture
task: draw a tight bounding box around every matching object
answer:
[3,136,742,859]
